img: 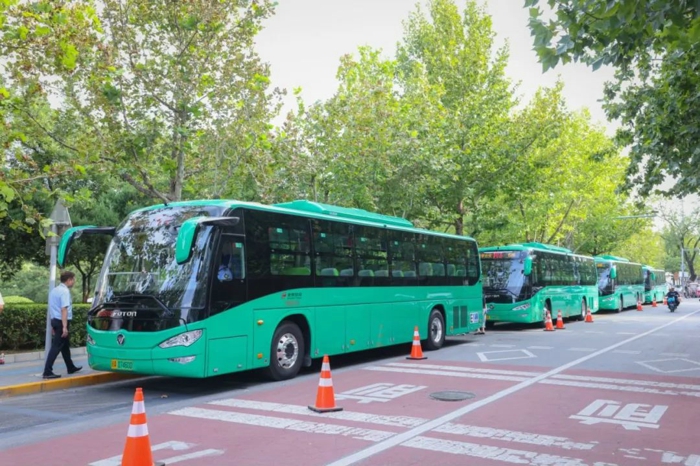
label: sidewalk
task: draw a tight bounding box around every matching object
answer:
[0,347,138,398]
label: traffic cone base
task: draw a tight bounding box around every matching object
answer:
[407,326,427,360]
[308,355,343,413]
[122,387,164,466]
[637,300,643,311]
[555,310,566,329]
[652,297,657,307]
[544,310,555,331]
[585,306,594,323]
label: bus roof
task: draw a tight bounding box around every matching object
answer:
[594,254,630,263]
[642,265,665,272]
[479,242,573,255]
[128,199,476,242]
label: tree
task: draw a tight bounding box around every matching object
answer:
[2,0,282,208]
[527,0,700,197]
[659,207,700,281]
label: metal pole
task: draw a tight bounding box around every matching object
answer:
[44,224,58,362]
[680,246,685,288]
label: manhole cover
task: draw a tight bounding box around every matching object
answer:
[430,390,476,401]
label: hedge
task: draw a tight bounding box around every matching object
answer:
[0,304,91,351]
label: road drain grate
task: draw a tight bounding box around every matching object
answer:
[430,390,476,401]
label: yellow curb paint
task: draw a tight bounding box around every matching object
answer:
[0,372,141,398]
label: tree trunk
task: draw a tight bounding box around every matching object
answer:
[454,199,465,236]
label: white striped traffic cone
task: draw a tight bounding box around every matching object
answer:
[308,355,343,413]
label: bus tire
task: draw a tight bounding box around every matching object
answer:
[577,299,587,321]
[617,296,623,313]
[424,309,445,351]
[265,321,305,381]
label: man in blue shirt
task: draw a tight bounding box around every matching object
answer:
[43,271,82,379]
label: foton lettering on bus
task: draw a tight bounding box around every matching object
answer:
[111,310,137,318]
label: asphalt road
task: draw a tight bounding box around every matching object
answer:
[1,301,699,466]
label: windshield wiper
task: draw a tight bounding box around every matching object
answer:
[485,287,519,299]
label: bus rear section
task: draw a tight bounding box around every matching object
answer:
[595,256,644,312]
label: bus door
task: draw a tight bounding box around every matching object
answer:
[210,232,247,314]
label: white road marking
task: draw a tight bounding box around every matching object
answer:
[164,449,225,464]
[326,309,700,466]
[383,362,540,377]
[402,436,608,465]
[489,344,516,348]
[527,345,554,349]
[209,399,425,428]
[616,332,638,335]
[568,348,597,352]
[584,331,604,334]
[661,353,691,357]
[169,407,395,442]
[476,349,536,362]
[364,366,530,382]
[541,379,700,397]
[613,350,641,355]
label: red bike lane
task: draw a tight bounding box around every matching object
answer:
[1,359,699,466]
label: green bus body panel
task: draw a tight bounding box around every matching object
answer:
[274,200,414,228]
[642,266,667,304]
[595,256,645,310]
[485,285,599,324]
[87,287,482,378]
[58,225,97,267]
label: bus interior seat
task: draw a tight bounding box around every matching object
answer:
[282,267,311,276]
[419,262,433,276]
[432,263,445,276]
[447,264,456,276]
[320,268,339,276]
[391,270,404,277]
[403,270,417,277]
[455,267,466,277]
[340,268,354,276]
[358,270,374,277]
[374,270,389,277]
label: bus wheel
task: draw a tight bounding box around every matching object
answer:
[577,299,587,321]
[424,309,445,351]
[617,297,623,313]
[265,321,305,381]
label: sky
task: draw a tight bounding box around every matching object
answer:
[254,0,617,132]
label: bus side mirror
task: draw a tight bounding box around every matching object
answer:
[176,216,240,265]
[610,267,617,279]
[523,257,532,276]
[58,225,116,267]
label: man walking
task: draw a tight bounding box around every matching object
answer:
[43,271,82,379]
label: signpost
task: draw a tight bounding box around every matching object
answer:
[44,199,72,360]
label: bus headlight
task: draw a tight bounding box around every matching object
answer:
[159,330,203,349]
[512,303,531,311]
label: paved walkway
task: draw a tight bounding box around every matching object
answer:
[0,347,134,397]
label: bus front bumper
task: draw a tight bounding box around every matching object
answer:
[486,304,541,324]
[87,341,206,378]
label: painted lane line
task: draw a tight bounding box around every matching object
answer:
[584,331,604,334]
[326,309,700,466]
[168,407,395,442]
[567,348,597,352]
[364,366,530,382]
[661,352,691,357]
[616,332,638,335]
[384,362,541,377]
[541,379,700,398]
[402,436,609,465]
[203,399,598,452]
[433,423,597,451]
[489,344,516,348]
[208,399,426,428]
[551,374,700,391]
[527,345,554,349]
[163,449,225,464]
[612,350,641,355]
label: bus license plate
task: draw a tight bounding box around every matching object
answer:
[486,314,491,320]
[111,359,134,371]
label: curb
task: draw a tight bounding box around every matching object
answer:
[0,372,141,398]
[1,347,88,364]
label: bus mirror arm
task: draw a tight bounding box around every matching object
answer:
[176,216,241,265]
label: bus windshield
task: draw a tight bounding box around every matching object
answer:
[597,263,613,295]
[481,251,528,302]
[92,206,221,326]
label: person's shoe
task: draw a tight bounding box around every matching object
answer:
[43,373,61,379]
[67,366,82,374]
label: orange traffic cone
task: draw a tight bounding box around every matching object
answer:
[663,296,667,306]
[308,355,343,413]
[122,388,163,466]
[637,300,643,311]
[544,310,555,331]
[585,306,594,323]
[406,326,427,360]
[652,297,657,307]
[555,310,566,329]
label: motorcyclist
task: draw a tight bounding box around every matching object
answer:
[666,287,681,308]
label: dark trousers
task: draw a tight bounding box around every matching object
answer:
[43,318,76,375]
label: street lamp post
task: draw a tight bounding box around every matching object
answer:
[44,199,72,361]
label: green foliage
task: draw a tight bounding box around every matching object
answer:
[0,303,90,350]
[0,262,83,303]
[527,0,700,197]
[2,296,34,303]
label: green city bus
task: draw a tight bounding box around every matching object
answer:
[643,265,667,304]
[58,199,483,380]
[479,243,599,327]
[594,255,645,312]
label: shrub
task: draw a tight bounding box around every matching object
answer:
[0,303,90,351]
[3,296,34,304]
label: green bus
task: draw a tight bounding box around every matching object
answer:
[479,243,599,327]
[595,255,645,312]
[58,199,483,380]
[643,265,667,304]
